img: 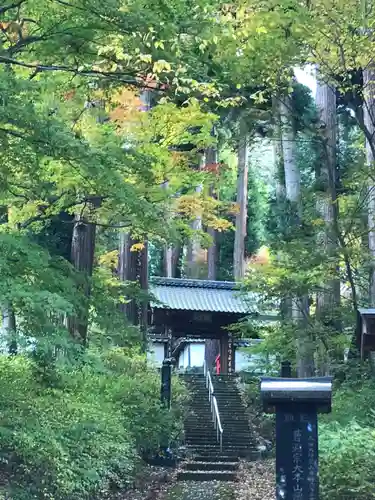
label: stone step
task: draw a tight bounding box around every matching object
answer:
[187,444,257,453]
[188,418,249,427]
[186,435,252,441]
[190,400,244,405]
[213,398,243,403]
[184,461,239,471]
[185,433,218,439]
[213,382,239,385]
[185,432,253,440]
[185,439,221,446]
[214,400,244,405]
[187,411,245,416]
[191,401,243,406]
[214,400,243,405]
[186,439,255,446]
[216,412,248,417]
[194,455,239,463]
[185,423,217,428]
[177,470,237,481]
[190,407,245,412]
[185,426,251,434]
[186,414,249,423]
[187,434,254,440]
[186,439,255,447]
[188,449,257,459]
[185,432,224,438]
[219,411,248,416]
[189,407,246,414]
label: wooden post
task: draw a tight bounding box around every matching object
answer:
[281,361,292,378]
[220,334,229,374]
[161,359,172,409]
[228,331,233,374]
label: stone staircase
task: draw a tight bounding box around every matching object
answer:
[212,374,257,458]
[179,373,257,481]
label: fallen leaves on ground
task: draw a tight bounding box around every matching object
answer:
[237,460,274,500]
[102,464,176,500]
[153,459,274,500]
[160,480,235,500]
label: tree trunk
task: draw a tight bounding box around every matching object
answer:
[315,81,340,374]
[280,97,301,210]
[186,154,205,279]
[118,233,149,347]
[172,243,182,278]
[163,246,173,277]
[68,207,98,345]
[233,120,249,281]
[118,232,138,323]
[280,95,315,377]
[273,97,291,319]
[294,297,315,377]
[205,146,220,366]
[207,147,218,280]
[138,240,149,348]
[1,208,17,354]
[2,305,17,355]
[160,180,174,278]
[273,96,286,202]
[364,68,375,305]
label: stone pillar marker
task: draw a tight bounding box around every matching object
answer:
[160,359,172,409]
[281,360,292,378]
[260,376,333,500]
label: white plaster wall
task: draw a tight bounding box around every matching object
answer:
[178,349,184,369]
[177,343,205,369]
[147,343,165,367]
[189,343,205,367]
[178,345,190,369]
[178,346,185,368]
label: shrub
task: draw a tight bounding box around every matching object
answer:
[320,422,375,500]
[0,349,185,499]
[319,375,375,500]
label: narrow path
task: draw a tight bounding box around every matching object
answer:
[162,480,236,500]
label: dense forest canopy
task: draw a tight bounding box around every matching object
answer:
[1,0,375,498]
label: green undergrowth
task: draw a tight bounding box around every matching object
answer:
[319,364,375,500]
[0,349,187,500]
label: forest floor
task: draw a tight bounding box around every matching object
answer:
[155,459,275,500]
[160,480,235,500]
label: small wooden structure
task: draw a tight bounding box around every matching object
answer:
[148,277,273,374]
[357,308,375,359]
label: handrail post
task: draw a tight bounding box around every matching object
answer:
[204,365,223,451]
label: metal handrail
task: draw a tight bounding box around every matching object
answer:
[203,361,223,451]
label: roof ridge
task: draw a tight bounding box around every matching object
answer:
[150,277,238,290]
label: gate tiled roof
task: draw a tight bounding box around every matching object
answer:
[149,277,257,314]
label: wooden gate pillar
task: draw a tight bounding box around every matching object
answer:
[220,333,229,374]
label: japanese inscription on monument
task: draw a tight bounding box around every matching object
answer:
[276,409,318,500]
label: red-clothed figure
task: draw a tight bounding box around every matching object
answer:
[215,354,221,375]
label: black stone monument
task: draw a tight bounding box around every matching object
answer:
[281,360,292,378]
[160,359,172,409]
[261,377,332,500]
